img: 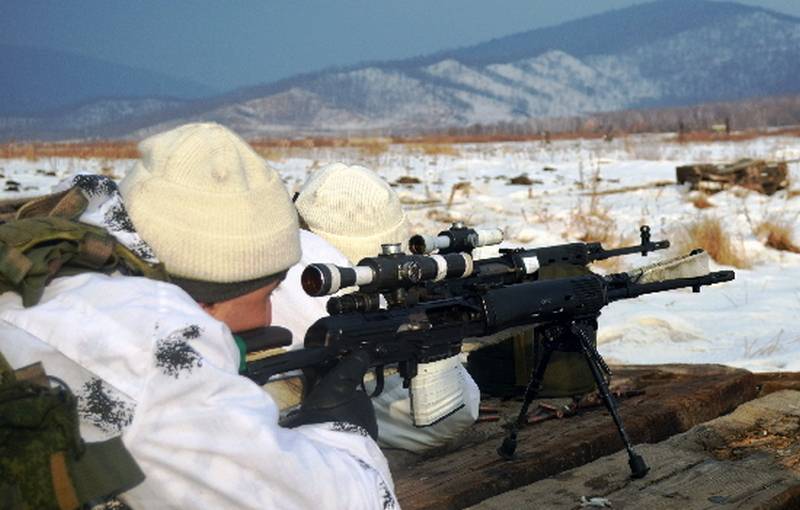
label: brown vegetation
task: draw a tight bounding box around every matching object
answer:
[447,181,472,208]
[4,122,800,161]
[426,208,464,224]
[754,219,800,254]
[406,143,459,157]
[689,193,714,209]
[0,141,138,160]
[673,217,750,268]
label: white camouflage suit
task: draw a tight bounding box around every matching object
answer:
[0,176,398,509]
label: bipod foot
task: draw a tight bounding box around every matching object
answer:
[572,321,650,479]
[497,432,518,460]
[628,451,649,479]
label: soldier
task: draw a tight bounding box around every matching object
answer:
[0,123,397,509]
[275,163,480,453]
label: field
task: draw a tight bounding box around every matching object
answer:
[1,132,799,372]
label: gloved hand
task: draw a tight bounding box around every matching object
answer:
[282,350,378,440]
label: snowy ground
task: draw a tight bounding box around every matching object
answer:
[1,132,798,372]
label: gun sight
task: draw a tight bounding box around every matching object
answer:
[409,223,503,255]
[302,252,475,297]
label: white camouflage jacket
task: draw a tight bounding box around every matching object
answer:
[0,176,398,509]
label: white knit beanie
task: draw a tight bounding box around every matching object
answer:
[295,163,410,264]
[119,122,300,283]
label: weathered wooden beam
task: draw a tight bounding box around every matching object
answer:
[393,364,758,510]
[468,390,800,510]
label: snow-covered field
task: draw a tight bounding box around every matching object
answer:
[1,133,798,372]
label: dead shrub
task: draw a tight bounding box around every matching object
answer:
[426,209,464,224]
[407,143,459,157]
[0,141,138,160]
[395,176,421,185]
[573,214,616,245]
[571,164,617,245]
[447,181,472,208]
[674,217,751,268]
[350,138,391,157]
[755,219,800,253]
[252,146,288,162]
[689,193,714,209]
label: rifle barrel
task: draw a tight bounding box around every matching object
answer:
[606,270,734,301]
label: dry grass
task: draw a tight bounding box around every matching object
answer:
[4,125,800,161]
[571,163,617,246]
[252,147,290,162]
[447,181,472,208]
[689,193,714,209]
[349,137,391,157]
[426,208,465,224]
[0,141,138,160]
[788,189,800,199]
[754,219,800,253]
[674,127,800,144]
[406,143,460,157]
[673,217,751,268]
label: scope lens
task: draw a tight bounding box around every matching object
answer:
[301,265,325,296]
[408,235,426,254]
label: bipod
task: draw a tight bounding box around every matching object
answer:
[497,320,649,479]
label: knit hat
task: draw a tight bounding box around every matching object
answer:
[119,122,300,285]
[295,163,410,264]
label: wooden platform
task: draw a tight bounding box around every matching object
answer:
[391,364,800,510]
[469,390,800,510]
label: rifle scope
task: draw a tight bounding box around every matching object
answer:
[409,222,503,255]
[301,250,475,297]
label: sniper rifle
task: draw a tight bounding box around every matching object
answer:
[246,261,734,478]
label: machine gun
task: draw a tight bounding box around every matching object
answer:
[246,260,734,478]
[302,224,669,312]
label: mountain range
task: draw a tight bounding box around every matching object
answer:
[3,0,800,141]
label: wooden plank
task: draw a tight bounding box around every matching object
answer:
[755,372,800,396]
[468,390,800,510]
[392,364,758,510]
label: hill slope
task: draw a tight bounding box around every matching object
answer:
[4,0,800,139]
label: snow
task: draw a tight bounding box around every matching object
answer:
[1,133,798,373]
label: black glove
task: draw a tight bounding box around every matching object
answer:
[282,350,378,440]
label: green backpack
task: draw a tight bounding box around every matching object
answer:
[0,186,168,307]
[0,355,145,509]
[0,188,166,508]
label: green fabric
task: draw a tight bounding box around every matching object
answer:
[233,335,248,373]
[0,216,168,307]
[70,436,144,504]
[0,359,144,509]
[532,262,597,398]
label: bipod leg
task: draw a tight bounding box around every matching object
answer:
[497,340,554,460]
[572,322,649,479]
